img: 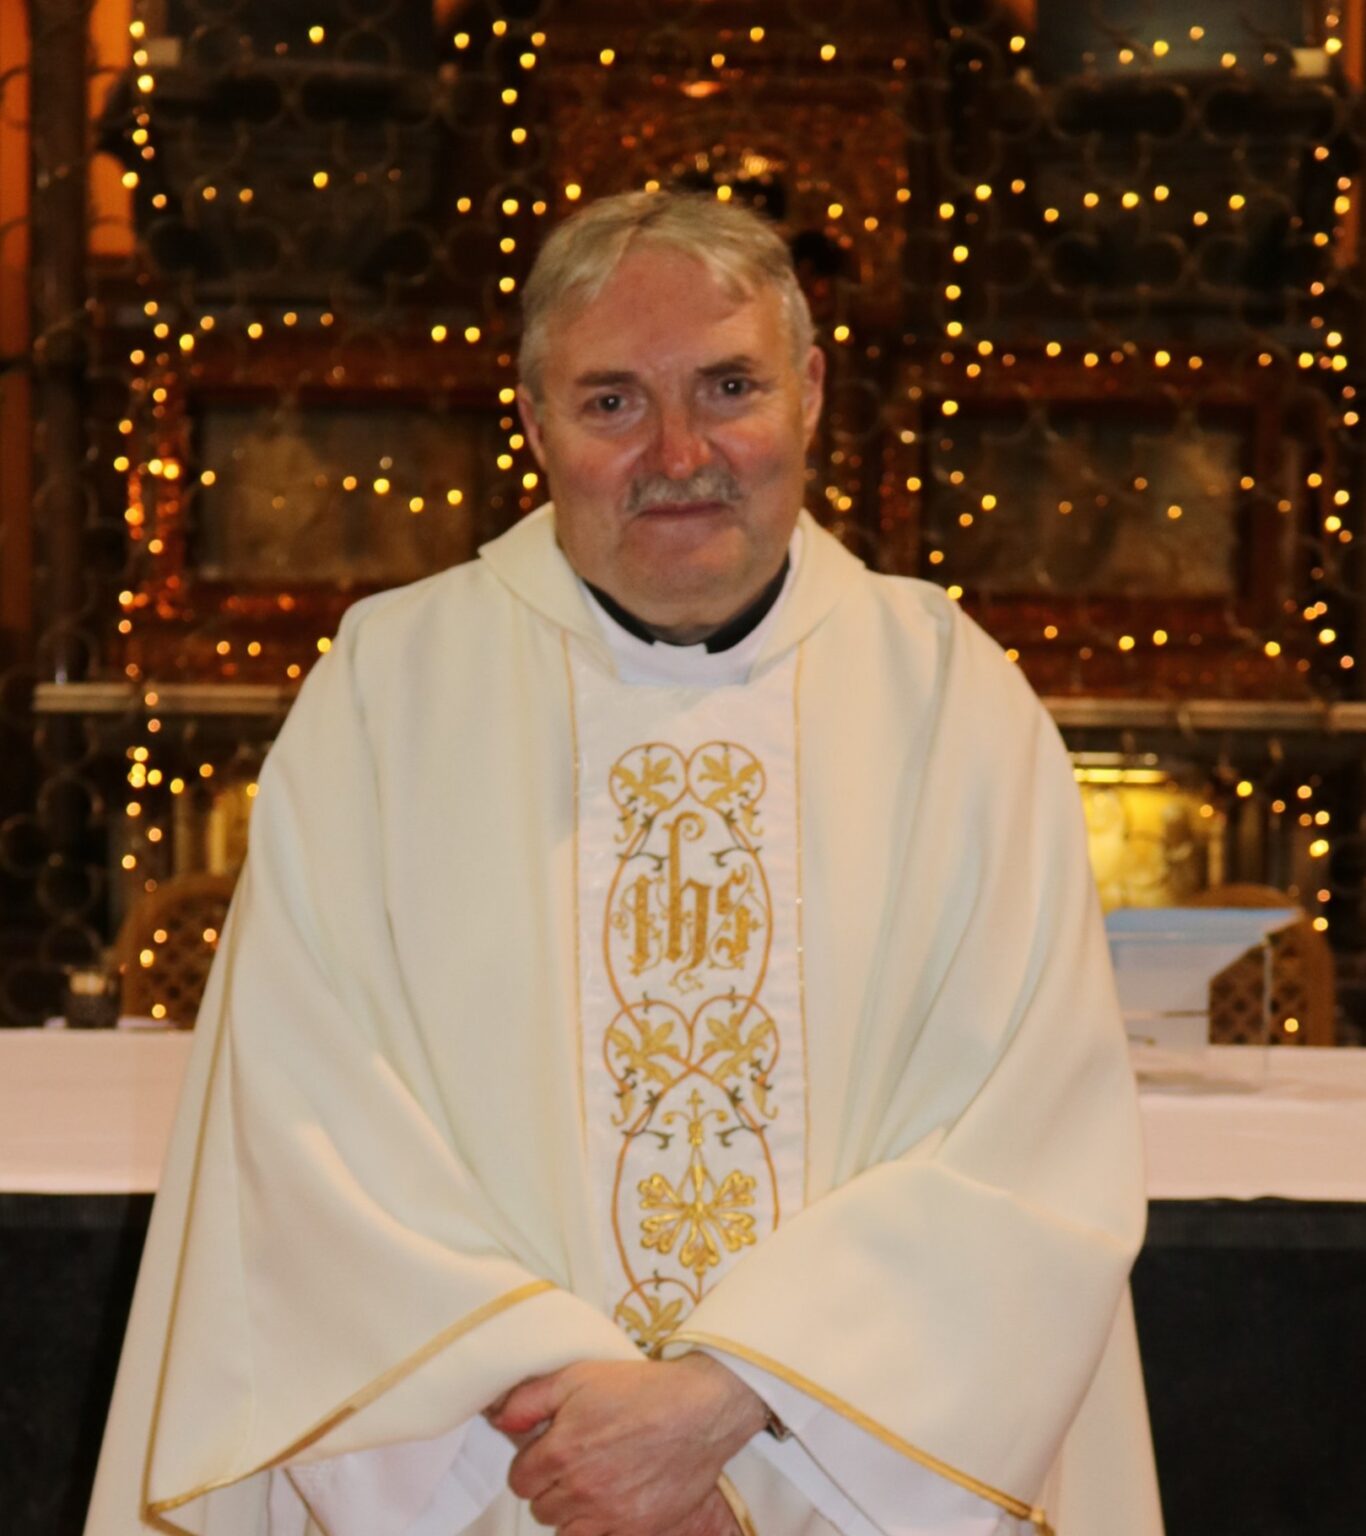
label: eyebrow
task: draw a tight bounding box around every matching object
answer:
[570,355,764,390]
[697,354,763,378]
[572,370,638,389]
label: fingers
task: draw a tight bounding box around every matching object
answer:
[527,1482,562,1528]
[525,1467,620,1534]
[507,1421,570,1504]
[528,1480,584,1531]
[489,1369,571,1437]
[500,1422,549,1454]
[505,1359,744,1534]
[655,1489,739,1536]
[522,1476,735,1536]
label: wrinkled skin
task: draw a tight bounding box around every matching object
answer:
[519,244,824,644]
[487,1354,766,1535]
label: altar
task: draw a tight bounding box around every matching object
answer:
[2,1031,1362,1536]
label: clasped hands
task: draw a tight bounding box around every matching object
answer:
[486,1353,767,1536]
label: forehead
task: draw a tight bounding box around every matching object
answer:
[542,246,787,382]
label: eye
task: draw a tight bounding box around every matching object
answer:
[718,375,755,397]
[589,392,625,414]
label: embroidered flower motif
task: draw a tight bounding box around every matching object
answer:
[614,1290,687,1356]
[637,1091,758,1284]
[610,751,681,842]
[695,746,763,835]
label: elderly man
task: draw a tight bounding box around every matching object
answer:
[86,192,1162,1536]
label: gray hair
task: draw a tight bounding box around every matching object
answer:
[517,189,815,400]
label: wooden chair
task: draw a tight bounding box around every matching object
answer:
[115,872,237,1027]
[1185,885,1337,1046]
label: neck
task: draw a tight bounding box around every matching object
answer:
[586,557,791,652]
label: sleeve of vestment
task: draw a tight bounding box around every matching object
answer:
[707,1351,1014,1535]
[82,609,641,1536]
[665,602,1147,1536]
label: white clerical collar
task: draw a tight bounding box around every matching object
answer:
[580,526,803,687]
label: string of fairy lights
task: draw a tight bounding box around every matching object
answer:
[102,5,1359,1018]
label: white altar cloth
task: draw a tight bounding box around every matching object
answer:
[0,1029,193,1194]
[2,1029,1364,1202]
[1132,1042,1366,1202]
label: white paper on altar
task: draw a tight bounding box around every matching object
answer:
[1104,907,1299,1051]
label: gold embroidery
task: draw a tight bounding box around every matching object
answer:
[792,642,811,1207]
[603,741,779,1353]
[664,811,710,983]
[701,1009,775,1086]
[696,745,763,832]
[614,1291,688,1355]
[638,1090,758,1282]
[611,749,681,841]
[564,634,588,1149]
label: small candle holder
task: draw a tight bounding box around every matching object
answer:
[63,964,121,1030]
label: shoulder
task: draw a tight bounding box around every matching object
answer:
[845,575,1077,832]
[336,557,494,651]
[273,557,511,753]
[850,569,1041,716]
[328,556,518,692]
[859,569,959,640]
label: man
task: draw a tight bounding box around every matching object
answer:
[86,192,1163,1536]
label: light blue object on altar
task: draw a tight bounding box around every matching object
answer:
[1104,906,1299,1050]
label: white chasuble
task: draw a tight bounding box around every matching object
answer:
[83,506,1163,1536]
[571,646,807,1353]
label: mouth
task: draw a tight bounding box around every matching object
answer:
[636,499,729,518]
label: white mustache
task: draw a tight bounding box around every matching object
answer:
[625,465,742,514]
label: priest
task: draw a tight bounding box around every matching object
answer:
[85,190,1163,1536]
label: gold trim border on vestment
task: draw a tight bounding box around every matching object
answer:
[139,930,239,1533]
[144,1279,555,1528]
[670,1330,1055,1536]
[791,641,811,1208]
[716,1471,760,1536]
[562,630,588,1148]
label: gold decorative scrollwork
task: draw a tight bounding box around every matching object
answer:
[601,741,780,1354]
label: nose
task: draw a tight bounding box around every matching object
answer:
[650,400,711,481]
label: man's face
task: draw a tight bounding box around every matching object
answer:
[518,244,825,642]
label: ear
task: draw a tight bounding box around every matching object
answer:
[517,385,549,470]
[801,344,826,443]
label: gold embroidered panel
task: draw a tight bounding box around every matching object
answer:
[572,655,807,1356]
